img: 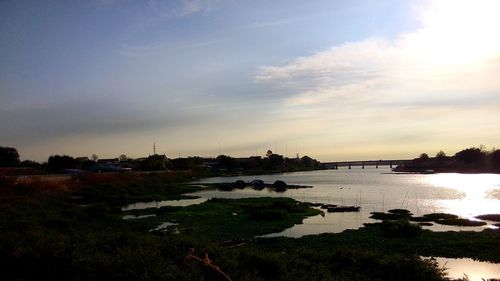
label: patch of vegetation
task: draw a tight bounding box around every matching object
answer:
[435,218,487,227]
[409,216,435,222]
[139,197,321,241]
[370,212,409,220]
[422,213,459,220]
[381,219,422,237]
[388,208,412,215]
[475,214,500,222]
[75,173,202,204]
[372,212,489,227]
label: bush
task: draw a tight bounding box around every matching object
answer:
[382,219,422,237]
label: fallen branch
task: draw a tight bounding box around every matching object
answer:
[186,248,232,281]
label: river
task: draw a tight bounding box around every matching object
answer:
[122,168,500,280]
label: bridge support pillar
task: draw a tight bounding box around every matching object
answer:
[348,163,351,169]
[390,161,393,168]
[362,162,364,169]
[376,163,379,169]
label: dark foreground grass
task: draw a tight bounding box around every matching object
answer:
[1,174,498,281]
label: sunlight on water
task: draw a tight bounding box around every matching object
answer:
[427,257,500,281]
[192,168,500,235]
[424,173,500,218]
[125,169,500,235]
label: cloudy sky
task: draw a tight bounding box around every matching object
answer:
[1,0,499,161]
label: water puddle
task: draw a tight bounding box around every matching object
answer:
[122,214,156,220]
[150,221,178,233]
[423,257,500,280]
[122,198,207,211]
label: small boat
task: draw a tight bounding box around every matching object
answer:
[327,206,361,212]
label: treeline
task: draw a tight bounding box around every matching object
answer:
[394,146,500,173]
[0,146,321,174]
[211,151,321,174]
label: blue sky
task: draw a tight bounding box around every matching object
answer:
[1,0,499,161]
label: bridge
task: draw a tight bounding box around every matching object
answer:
[322,159,410,169]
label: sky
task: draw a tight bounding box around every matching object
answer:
[1,0,499,162]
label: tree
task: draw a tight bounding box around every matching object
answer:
[418,153,429,161]
[491,149,500,167]
[216,155,236,170]
[435,151,446,159]
[47,155,77,170]
[20,160,41,168]
[455,147,486,164]
[300,156,318,168]
[266,150,273,157]
[140,154,167,171]
[118,154,128,162]
[0,146,20,167]
[91,154,99,161]
[268,153,284,167]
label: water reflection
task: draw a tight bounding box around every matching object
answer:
[122,197,207,211]
[123,168,500,236]
[425,257,500,281]
[122,214,156,220]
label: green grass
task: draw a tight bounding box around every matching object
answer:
[124,197,320,241]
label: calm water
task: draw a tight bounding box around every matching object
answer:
[121,168,500,278]
[124,167,500,235]
[187,167,500,235]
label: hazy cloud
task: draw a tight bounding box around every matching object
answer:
[257,0,500,109]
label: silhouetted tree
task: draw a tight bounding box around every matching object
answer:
[268,153,284,167]
[419,153,430,161]
[47,155,77,170]
[216,155,236,170]
[140,154,167,171]
[0,146,20,167]
[435,151,446,159]
[455,147,486,165]
[118,154,128,162]
[20,160,41,168]
[491,149,500,167]
[266,150,273,157]
[91,154,99,161]
[300,156,318,168]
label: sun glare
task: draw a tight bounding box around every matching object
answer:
[412,0,500,65]
[425,173,500,217]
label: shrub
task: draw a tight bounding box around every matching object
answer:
[382,219,422,237]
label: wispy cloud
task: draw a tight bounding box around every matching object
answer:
[119,40,218,57]
[97,0,220,31]
[253,0,500,158]
[257,0,500,109]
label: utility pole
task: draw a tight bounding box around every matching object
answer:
[153,142,156,155]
